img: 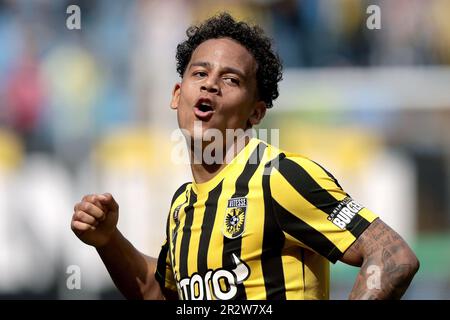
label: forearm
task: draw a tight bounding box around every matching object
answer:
[97,229,164,300]
[341,218,420,300]
[349,245,419,299]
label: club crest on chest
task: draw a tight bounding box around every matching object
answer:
[223,197,247,239]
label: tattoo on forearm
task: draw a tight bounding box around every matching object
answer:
[348,219,419,300]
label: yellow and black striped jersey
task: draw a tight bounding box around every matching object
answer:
[155,138,378,300]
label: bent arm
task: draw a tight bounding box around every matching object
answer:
[341,218,420,300]
[97,229,165,300]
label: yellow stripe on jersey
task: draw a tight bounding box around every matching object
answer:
[240,147,273,300]
[303,249,329,299]
[280,244,305,299]
[155,138,378,300]
[358,207,378,222]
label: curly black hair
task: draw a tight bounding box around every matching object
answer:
[176,13,283,108]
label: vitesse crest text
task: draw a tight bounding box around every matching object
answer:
[223,197,247,239]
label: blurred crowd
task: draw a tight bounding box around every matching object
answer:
[0,0,449,298]
[1,0,450,160]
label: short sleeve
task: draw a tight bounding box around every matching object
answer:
[155,211,177,295]
[155,182,191,296]
[269,155,378,263]
[155,237,178,293]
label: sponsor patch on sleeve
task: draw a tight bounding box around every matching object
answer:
[327,197,364,230]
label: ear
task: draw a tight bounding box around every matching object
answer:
[248,101,267,126]
[170,83,181,110]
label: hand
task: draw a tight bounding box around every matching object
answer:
[71,193,119,248]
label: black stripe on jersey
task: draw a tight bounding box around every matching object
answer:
[171,182,190,207]
[277,158,341,213]
[261,155,286,299]
[155,240,170,290]
[222,142,267,299]
[234,142,267,197]
[179,190,197,279]
[198,181,223,276]
[170,189,190,276]
[272,198,342,263]
[347,217,371,239]
[156,211,172,288]
[311,160,346,192]
[277,158,369,239]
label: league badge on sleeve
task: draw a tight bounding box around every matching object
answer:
[223,197,247,239]
[173,204,182,223]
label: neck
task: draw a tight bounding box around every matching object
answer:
[189,134,251,184]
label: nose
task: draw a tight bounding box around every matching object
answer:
[200,77,220,94]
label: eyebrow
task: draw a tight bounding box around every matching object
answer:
[189,61,247,79]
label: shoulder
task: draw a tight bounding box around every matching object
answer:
[263,147,343,191]
[262,144,328,178]
[260,140,312,167]
[278,154,333,178]
[170,182,191,207]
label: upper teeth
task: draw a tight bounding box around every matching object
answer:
[201,102,211,107]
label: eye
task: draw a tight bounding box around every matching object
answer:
[194,71,207,78]
[223,77,240,86]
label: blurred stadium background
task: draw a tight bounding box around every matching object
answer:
[0,0,449,299]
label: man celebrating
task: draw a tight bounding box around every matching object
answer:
[71,13,419,300]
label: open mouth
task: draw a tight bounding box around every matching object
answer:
[194,98,215,120]
[197,102,213,113]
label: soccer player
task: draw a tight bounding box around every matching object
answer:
[71,13,419,300]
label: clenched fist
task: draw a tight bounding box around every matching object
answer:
[71,193,119,248]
